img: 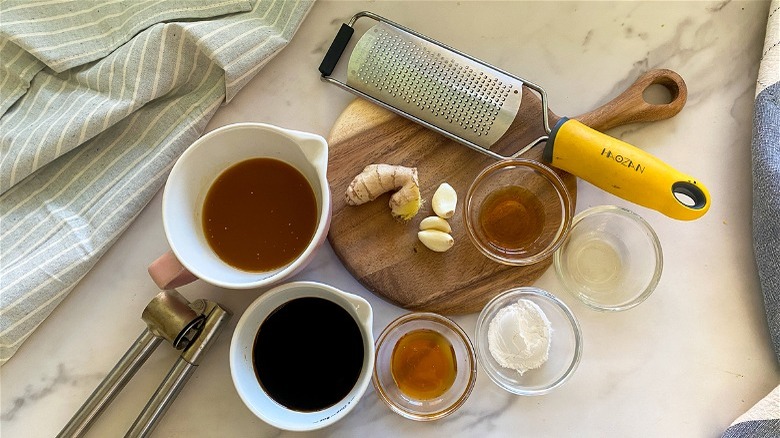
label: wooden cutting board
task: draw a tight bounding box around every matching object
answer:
[327,69,687,314]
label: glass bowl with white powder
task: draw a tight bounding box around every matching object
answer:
[475,287,582,395]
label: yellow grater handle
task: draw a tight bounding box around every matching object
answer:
[543,118,710,221]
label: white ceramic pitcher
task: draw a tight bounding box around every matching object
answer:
[148,123,331,290]
[229,281,375,431]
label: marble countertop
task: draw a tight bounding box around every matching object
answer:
[2,1,779,437]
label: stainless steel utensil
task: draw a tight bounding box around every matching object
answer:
[57,290,231,438]
[320,11,536,160]
[319,11,710,221]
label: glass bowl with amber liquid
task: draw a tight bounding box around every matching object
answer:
[372,313,477,421]
[464,159,574,266]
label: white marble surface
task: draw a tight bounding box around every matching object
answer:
[2,1,779,437]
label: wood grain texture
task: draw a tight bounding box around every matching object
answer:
[327,69,686,314]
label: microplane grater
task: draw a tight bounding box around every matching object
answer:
[318,11,710,220]
[319,11,552,160]
[349,21,522,150]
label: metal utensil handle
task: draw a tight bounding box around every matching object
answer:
[57,330,162,438]
[125,302,231,437]
[125,358,196,438]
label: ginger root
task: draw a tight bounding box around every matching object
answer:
[345,164,422,221]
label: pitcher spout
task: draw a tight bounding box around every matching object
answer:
[339,291,373,333]
[279,127,329,174]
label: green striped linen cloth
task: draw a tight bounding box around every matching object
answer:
[0,0,314,365]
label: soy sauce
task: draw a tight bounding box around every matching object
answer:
[252,297,364,412]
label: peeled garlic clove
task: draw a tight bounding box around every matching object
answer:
[419,216,452,233]
[432,182,457,219]
[418,229,454,253]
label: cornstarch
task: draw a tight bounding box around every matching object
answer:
[487,299,552,375]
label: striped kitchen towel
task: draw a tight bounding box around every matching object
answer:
[723,1,780,436]
[0,0,314,365]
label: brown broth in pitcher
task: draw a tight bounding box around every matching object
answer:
[202,158,317,272]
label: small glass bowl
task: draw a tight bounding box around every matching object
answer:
[372,312,477,421]
[553,205,663,311]
[464,159,573,266]
[475,287,582,395]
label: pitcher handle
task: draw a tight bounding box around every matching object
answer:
[148,250,198,290]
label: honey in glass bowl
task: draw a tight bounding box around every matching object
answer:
[391,329,457,400]
[372,312,477,421]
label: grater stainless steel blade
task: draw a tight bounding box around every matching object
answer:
[349,21,523,150]
[319,11,551,160]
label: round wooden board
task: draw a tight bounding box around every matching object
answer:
[326,98,576,315]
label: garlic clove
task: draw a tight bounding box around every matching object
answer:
[418,229,454,253]
[419,216,452,233]
[431,182,457,219]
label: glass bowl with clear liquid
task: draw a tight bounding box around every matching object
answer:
[554,205,663,311]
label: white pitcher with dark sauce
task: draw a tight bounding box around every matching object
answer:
[229,281,374,431]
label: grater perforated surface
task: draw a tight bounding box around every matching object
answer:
[347,22,523,149]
